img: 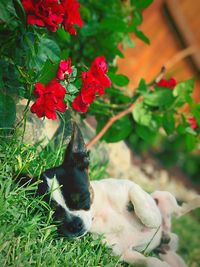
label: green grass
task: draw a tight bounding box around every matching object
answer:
[0,130,199,267]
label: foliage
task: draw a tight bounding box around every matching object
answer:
[0,1,200,178]
[0,133,199,266]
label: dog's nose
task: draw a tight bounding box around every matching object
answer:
[67,217,84,234]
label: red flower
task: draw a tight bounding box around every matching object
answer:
[31,78,67,119]
[72,94,89,113]
[188,117,198,130]
[90,56,111,88]
[157,78,177,90]
[56,58,72,80]
[72,56,110,113]
[61,0,83,35]
[22,0,64,32]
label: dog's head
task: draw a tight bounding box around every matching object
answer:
[39,123,93,238]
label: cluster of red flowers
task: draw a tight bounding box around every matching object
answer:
[31,56,110,119]
[21,0,83,34]
[157,78,177,90]
[30,78,67,119]
[72,56,111,113]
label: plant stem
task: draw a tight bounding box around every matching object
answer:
[86,98,141,150]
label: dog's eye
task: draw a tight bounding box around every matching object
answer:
[70,193,80,203]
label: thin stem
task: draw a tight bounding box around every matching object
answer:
[86,99,141,150]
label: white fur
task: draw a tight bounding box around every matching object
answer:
[46,175,92,232]
[88,178,190,267]
[46,176,197,266]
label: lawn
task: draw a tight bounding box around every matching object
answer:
[0,132,199,267]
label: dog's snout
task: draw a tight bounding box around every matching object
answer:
[67,217,84,234]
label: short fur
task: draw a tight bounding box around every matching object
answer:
[17,123,200,267]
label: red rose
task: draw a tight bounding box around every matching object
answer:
[157,78,177,90]
[31,78,67,119]
[22,0,64,32]
[56,58,72,80]
[188,117,198,130]
[90,56,111,88]
[61,0,83,35]
[81,71,105,103]
[72,94,89,113]
[72,56,110,113]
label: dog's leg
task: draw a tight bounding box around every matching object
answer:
[121,247,172,267]
[159,251,188,267]
[129,184,162,228]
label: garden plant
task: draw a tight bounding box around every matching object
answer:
[0,0,200,266]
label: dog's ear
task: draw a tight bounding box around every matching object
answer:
[62,122,89,169]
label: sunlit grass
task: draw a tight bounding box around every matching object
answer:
[0,130,199,267]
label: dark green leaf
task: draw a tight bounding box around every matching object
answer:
[61,49,70,60]
[144,89,174,107]
[109,73,129,87]
[137,79,148,94]
[135,124,155,141]
[133,28,150,44]
[13,0,26,23]
[185,134,196,152]
[131,0,153,9]
[100,17,128,33]
[96,116,132,143]
[0,0,12,22]
[56,28,70,42]
[0,93,16,128]
[132,10,143,26]
[162,112,175,135]
[38,60,59,84]
[37,38,61,65]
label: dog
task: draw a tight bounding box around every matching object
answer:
[18,123,200,267]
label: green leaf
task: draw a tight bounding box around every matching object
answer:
[100,17,128,33]
[67,84,79,94]
[38,60,59,84]
[132,102,159,129]
[162,112,175,135]
[96,116,132,143]
[56,28,70,42]
[173,79,195,96]
[135,124,155,141]
[133,28,150,44]
[109,73,129,87]
[144,89,174,107]
[105,87,131,103]
[13,0,26,23]
[132,10,143,26]
[0,0,12,22]
[69,66,77,82]
[0,93,16,128]
[37,38,61,65]
[61,49,69,60]
[132,102,151,126]
[131,0,153,9]
[137,79,148,94]
[185,134,196,152]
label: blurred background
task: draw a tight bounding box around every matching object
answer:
[113,0,200,193]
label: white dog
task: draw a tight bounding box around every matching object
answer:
[20,124,200,267]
